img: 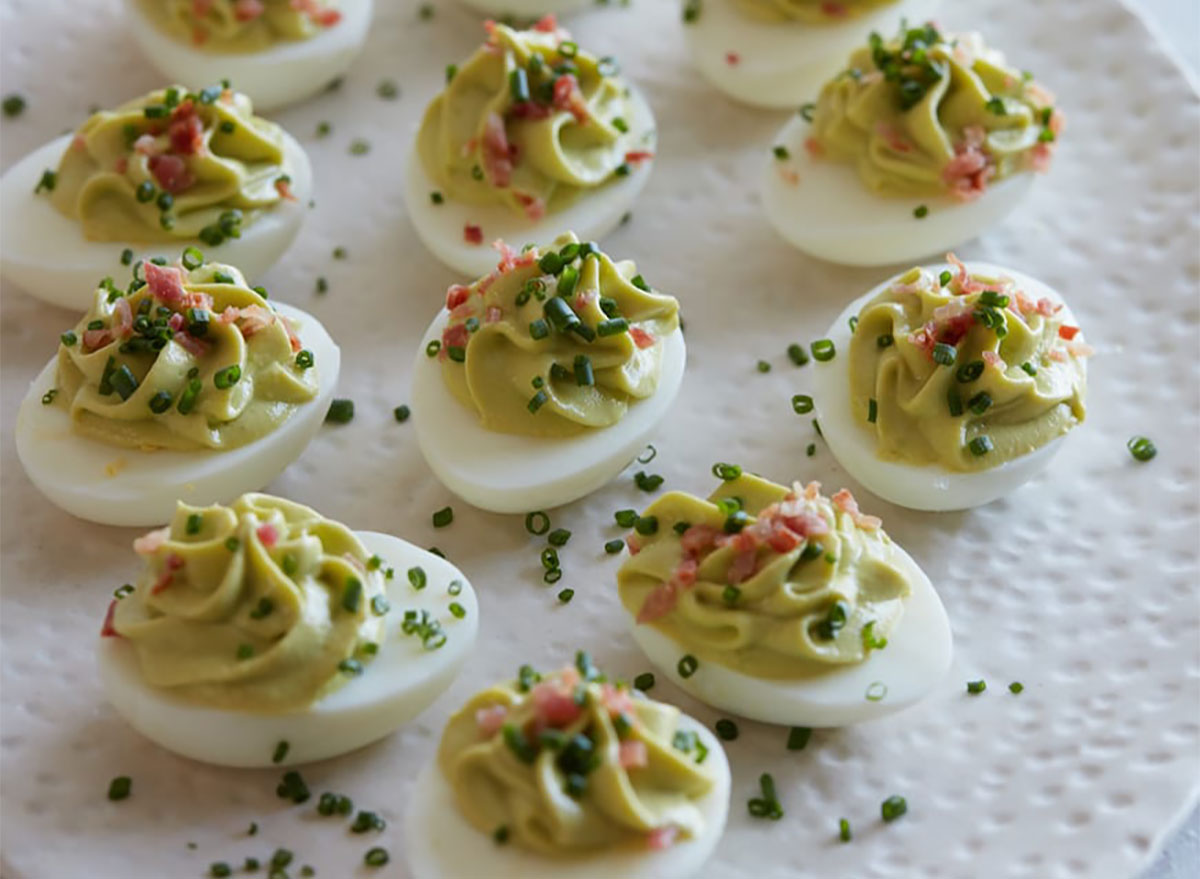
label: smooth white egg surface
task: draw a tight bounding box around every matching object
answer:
[459,0,590,16]
[626,545,951,727]
[0,133,311,311]
[810,263,1081,511]
[405,85,656,278]
[411,311,686,514]
[684,0,939,110]
[403,714,730,879]
[14,302,338,527]
[98,531,477,768]
[123,0,373,112]
[761,115,1034,266]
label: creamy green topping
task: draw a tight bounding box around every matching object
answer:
[112,493,385,713]
[849,260,1088,470]
[55,253,316,451]
[48,85,290,243]
[438,657,715,853]
[810,24,1062,198]
[618,473,912,678]
[438,232,679,438]
[735,0,898,23]
[143,0,342,52]
[417,20,642,218]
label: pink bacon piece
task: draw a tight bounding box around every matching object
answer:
[475,704,508,737]
[831,489,881,531]
[619,740,648,769]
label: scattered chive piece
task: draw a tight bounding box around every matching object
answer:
[811,339,836,361]
[756,359,771,373]
[225,537,240,553]
[209,864,232,878]
[272,740,289,764]
[1021,360,1038,376]
[806,443,816,457]
[1009,681,1024,694]
[967,391,992,415]
[548,528,571,547]
[787,343,809,366]
[634,471,663,491]
[932,342,957,366]
[342,577,363,613]
[939,269,952,286]
[604,539,624,554]
[326,398,354,423]
[339,658,364,676]
[634,672,655,691]
[839,818,852,842]
[715,719,739,741]
[637,444,657,464]
[364,847,389,867]
[747,773,784,820]
[968,436,994,457]
[722,585,740,604]
[41,389,58,405]
[392,403,410,423]
[1127,436,1157,462]
[377,79,399,100]
[799,101,816,121]
[236,643,254,660]
[947,389,964,417]
[634,516,658,536]
[556,589,574,604]
[881,795,908,822]
[449,601,467,618]
[432,506,454,528]
[2,93,26,117]
[407,566,427,590]
[787,726,812,750]
[711,462,742,481]
[967,679,987,694]
[677,654,698,678]
[349,138,371,155]
[494,825,510,844]
[913,204,929,219]
[772,145,790,160]
[792,394,814,414]
[867,398,878,423]
[525,511,550,535]
[107,776,132,801]
[957,360,985,382]
[865,681,887,701]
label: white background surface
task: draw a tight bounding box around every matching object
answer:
[1,1,1198,878]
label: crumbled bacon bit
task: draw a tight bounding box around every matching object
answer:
[114,156,128,174]
[237,304,275,337]
[475,704,508,737]
[144,261,188,307]
[619,740,648,769]
[1036,298,1060,317]
[274,178,296,200]
[148,154,194,194]
[234,0,264,21]
[831,488,881,530]
[647,826,679,851]
[600,683,635,718]
[167,101,204,155]
[515,191,546,221]
[624,150,654,164]
[725,51,740,66]
[481,112,513,188]
[174,331,210,358]
[531,678,583,728]
[943,126,993,201]
[133,526,170,555]
[256,523,278,547]
[446,285,472,310]
[82,328,113,352]
[151,553,184,594]
[100,600,121,637]
[463,223,484,245]
[485,306,503,324]
[821,0,848,16]
[168,312,185,332]
[552,74,589,124]
[133,133,163,157]
[532,13,558,32]
[113,298,134,338]
[1067,340,1094,358]
[629,327,656,349]
[1058,325,1080,340]
[982,350,1005,368]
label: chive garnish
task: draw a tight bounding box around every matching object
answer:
[913,204,929,219]
[677,654,698,678]
[947,389,963,417]
[107,776,132,801]
[432,506,454,527]
[548,528,571,547]
[614,509,638,527]
[932,342,957,366]
[881,795,907,822]
[525,511,550,535]
[715,719,739,741]
[634,471,663,491]
[839,818,852,842]
[364,847,389,867]
[966,679,987,694]
[295,349,314,370]
[634,672,655,691]
[326,398,354,423]
[968,436,994,456]
[747,773,784,819]
[711,462,742,481]
[787,726,812,750]
[634,516,658,535]
[792,394,814,414]
[1127,436,1157,462]
[1009,681,1024,694]
[811,339,836,361]
[407,567,427,590]
[722,585,740,604]
[604,539,624,554]
[867,398,878,423]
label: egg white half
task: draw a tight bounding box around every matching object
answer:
[411,309,685,513]
[405,84,656,278]
[761,116,1034,266]
[810,262,1081,511]
[625,542,951,727]
[458,0,591,17]
[97,532,477,768]
[403,713,730,879]
[123,0,374,112]
[1,131,311,312]
[684,0,940,110]
[14,302,339,527]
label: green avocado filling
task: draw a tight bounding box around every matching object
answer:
[438,232,679,438]
[47,85,290,243]
[810,24,1062,197]
[140,0,341,53]
[417,21,644,217]
[849,260,1088,471]
[618,473,913,678]
[113,494,386,713]
[437,658,715,853]
[55,254,316,451]
[735,0,899,24]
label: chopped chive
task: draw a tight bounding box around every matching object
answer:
[806,442,816,457]
[711,462,742,481]
[881,795,907,822]
[957,360,985,382]
[715,719,739,740]
[527,389,548,412]
[634,516,658,535]
[947,389,964,417]
[432,506,454,528]
[449,601,467,618]
[792,394,814,414]
[342,577,363,613]
[548,528,571,547]
[634,672,655,691]
[525,511,550,535]
[225,537,241,553]
[185,513,202,535]
[529,318,550,340]
[786,726,812,750]
[966,679,987,694]
[573,354,594,386]
[756,359,771,373]
[677,654,698,678]
[913,204,929,219]
[722,585,740,604]
[939,269,952,286]
[634,471,663,491]
[614,509,638,527]
[364,847,389,867]
[968,436,994,456]
[556,589,574,604]
[772,145,790,160]
[349,138,371,155]
[932,343,957,366]
[865,681,887,701]
[967,391,992,415]
[272,740,290,764]
[1009,681,1024,694]
[867,398,878,423]
[407,567,427,590]
[604,539,624,554]
[107,776,132,801]
[811,339,836,361]
[1127,436,1157,462]
[839,818,852,842]
[596,317,629,336]
[326,398,354,423]
[213,364,241,390]
[1020,360,1038,376]
[787,343,809,366]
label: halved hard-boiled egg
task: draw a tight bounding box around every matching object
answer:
[123,0,373,112]
[1,85,311,310]
[810,257,1090,511]
[684,0,940,109]
[406,18,656,278]
[411,233,684,513]
[761,24,1063,266]
[98,493,478,767]
[404,657,730,879]
[15,254,339,527]
[617,471,952,726]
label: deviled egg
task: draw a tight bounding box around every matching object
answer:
[761,24,1064,265]
[617,471,952,726]
[683,0,939,109]
[98,493,477,767]
[809,257,1090,511]
[1,84,311,309]
[15,251,339,527]
[406,18,656,277]
[411,233,685,513]
[124,0,373,111]
[404,656,730,879]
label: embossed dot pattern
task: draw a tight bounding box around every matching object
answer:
[1,0,1197,877]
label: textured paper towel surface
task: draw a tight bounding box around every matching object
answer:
[2,1,1198,877]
